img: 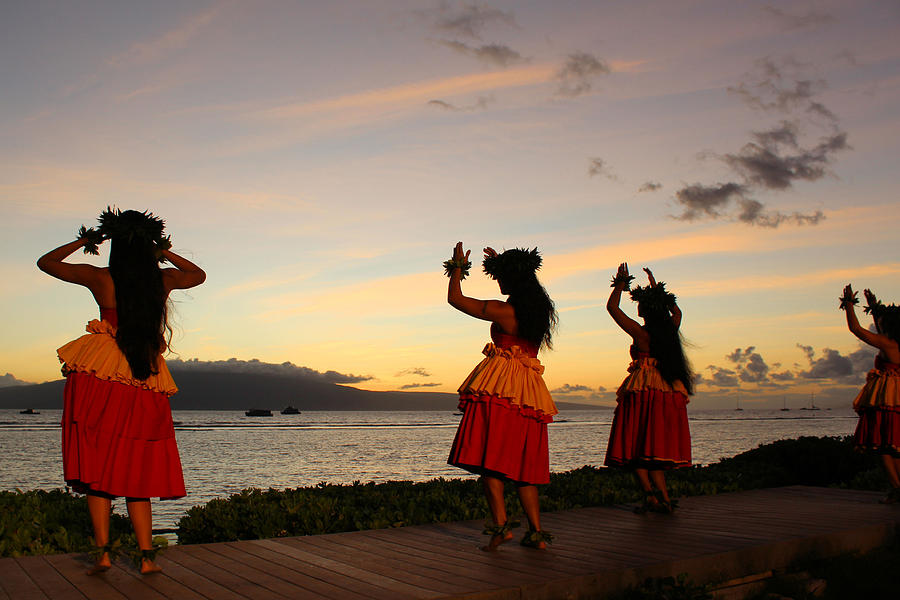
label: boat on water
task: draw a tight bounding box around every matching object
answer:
[281,406,300,415]
[19,408,40,415]
[245,409,273,417]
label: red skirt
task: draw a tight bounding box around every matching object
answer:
[604,389,692,469]
[62,371,186,499]
[448,393,550,485]
[854,408,900,457]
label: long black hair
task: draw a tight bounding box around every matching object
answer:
[640,305,694,395]
[105,211,171,380]
[484,248,557,350]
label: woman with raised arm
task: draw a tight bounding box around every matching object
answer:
[37,208,205,574]
[445,242,558,551]
[840,285,900,503]
[605,264,693,514]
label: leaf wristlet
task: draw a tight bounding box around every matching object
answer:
[838,290,858,311]
[610,272,635,289]
[443,258,472,280]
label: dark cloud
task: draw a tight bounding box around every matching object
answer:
[588,157,616,180]
[763,5,835,31]
[439,40,525,66]
[673,182,747,221]
[551,384,594,394]
[427,96,493,112]
[724,130,849,191]
[168,358,372,384]
[395,367,432,378]
[705,366,740,388]
[400,382,443,389]
[672,58,848,228]
[638,181,662,193]
[429,1,515,39]
[796,344,874,381]
[556,52,610,97]
[0,372,32,387]
[550,383,612,404]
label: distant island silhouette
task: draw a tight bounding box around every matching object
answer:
[0,364,602,412]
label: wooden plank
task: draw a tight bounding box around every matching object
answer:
[352,527,554,587]
[13,556,85,600]
[291,532,478,595]
[224,540,374,600]
[249,538,415,600]
[264,537,431,600]
[42,554,128,600]
[166,545,289,600]
[151,552,246,600]
[0,557,50,600]
[211,541,376,600]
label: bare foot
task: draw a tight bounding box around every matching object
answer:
[86,552,111,576]
[140,558,163,574]
[480,530,514,552]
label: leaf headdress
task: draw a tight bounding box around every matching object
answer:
[630,282,677,314]
[78,207,171,263]
[482,247,542,281]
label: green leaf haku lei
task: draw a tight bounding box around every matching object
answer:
[630,282,677,313]
[78,206,172,263]
[482,247,542,281]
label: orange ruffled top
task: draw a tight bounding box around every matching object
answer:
[458,328,557,419]
[853,357,900,412]
[57,315,177,396]
[617,351,689,399]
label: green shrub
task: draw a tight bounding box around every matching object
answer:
[177,436,892,544]
[0,489,131,557]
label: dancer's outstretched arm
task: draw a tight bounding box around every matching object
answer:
[447,242,517,332]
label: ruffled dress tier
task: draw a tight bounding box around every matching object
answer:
[448,324,557,485]
[853,355,900,456]
[604,348,692,469]
[57,308,185,499]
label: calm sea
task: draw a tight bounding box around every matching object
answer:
[0,408,858,530]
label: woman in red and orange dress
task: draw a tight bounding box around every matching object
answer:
[605,263,693,513]
[445,243,557,550]
[840,285,900,503]
[37,208,205,574]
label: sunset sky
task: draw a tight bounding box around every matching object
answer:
[2,1,899,408]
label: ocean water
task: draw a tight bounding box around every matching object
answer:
[0,408,859,530]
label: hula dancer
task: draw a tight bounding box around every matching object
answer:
[37,208,206,574]
[840,285,900,503]
[605,263,693,513]
[445,242,558,550]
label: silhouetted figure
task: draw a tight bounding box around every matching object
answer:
[605,264,693,514]
[445,243,557,550]
[840,285,900,503]
[38,208,205,574]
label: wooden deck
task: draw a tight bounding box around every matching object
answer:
[2,486,898,599]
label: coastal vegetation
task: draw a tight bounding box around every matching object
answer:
[0,436,888,556]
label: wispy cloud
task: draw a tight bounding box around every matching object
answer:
[254,65,556,121]
[427,96,493,112]
[439,40,527,67]
[762,5,835,31]
[106,4,226,67]
[588,157,616,180]
[638,181,662,193]
[555,52,610,97]
[426,1,516,39]
[396,367,432,378]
